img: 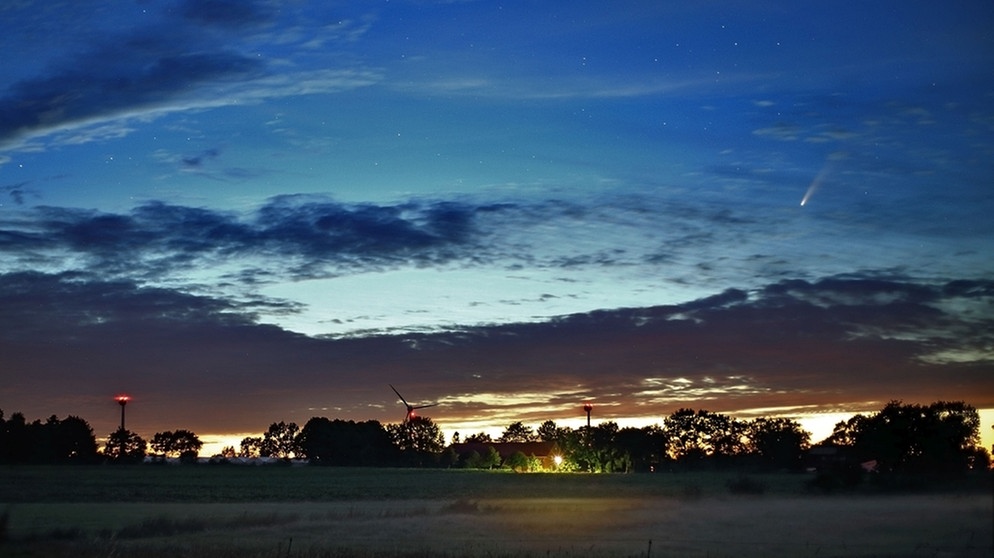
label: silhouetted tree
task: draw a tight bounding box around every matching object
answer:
[239,436,263,458]
[499,421,538,443]
[103,428,147,463]
[825,414,872,447]
[745,417,810,471]
[51,416,99,463]
[388,416,444,466]
[261,421,301,459]
[0,412,30,463]
[537,420,568,443]
[0,412,99,464]
[150,430,203,461]
[615,425,667,472]
[663,409,747,468]
[151,431,175,457]
[829,401,987,475]
[464,432,493,443]
[299,417,395,466]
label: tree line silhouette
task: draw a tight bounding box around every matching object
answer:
[0,401,988,477]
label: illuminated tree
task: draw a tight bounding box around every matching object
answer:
[459,446,501,469]
[504,450,529,472]
[587,421,632,472]
[483,445,501,469]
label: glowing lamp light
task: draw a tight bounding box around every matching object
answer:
[553,455,563,467]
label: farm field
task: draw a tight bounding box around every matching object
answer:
[2,466,991,558]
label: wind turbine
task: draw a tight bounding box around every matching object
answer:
[390,384,438,423]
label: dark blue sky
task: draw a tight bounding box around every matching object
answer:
[1,1,992,451]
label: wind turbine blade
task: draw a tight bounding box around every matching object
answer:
[389,384,409,407]
[413,403,438,410]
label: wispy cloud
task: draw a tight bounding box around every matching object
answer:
[0,0,377,152]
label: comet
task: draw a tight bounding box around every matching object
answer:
[800,163,832,207]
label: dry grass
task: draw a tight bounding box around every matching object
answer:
[3,494,991,557]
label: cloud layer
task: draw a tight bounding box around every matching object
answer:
[2,270,991,438]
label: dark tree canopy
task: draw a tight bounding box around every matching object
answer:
[299,417,395,466]
[0,411,98,464]
[103,428,147,463]
[388,416,445,465]
[2,399,989,474]
[498,421,538,443]
[150,429,203,460]
[537,420,567,443]
[260,421,302,459]
[464,431,493,443]
[239,436,264,458]
[663,408,747,467]
[827,401,985,474]
[745,417,811,471]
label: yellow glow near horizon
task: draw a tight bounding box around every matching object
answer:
[197,433,259,458]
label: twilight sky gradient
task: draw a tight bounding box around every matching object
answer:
[2,0,992,453]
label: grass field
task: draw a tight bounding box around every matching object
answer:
[2,466,991,557]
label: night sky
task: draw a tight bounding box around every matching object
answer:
[2,1,992,454]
